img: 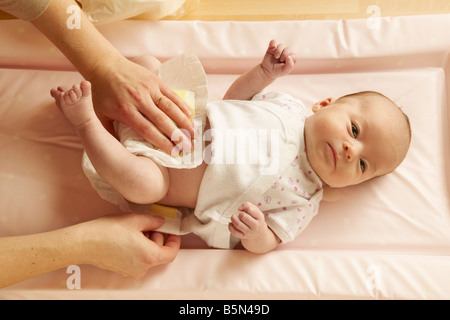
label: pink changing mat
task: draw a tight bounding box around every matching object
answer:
[1,15,450,299]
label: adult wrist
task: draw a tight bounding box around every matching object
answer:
[61,221,96,266]
[83,53,127,83]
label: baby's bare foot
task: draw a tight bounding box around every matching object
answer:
[51,80,96,128]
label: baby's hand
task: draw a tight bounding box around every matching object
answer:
[229,202,268,240]
[260,40,296,80]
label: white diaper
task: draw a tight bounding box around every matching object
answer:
[82,51,208,234]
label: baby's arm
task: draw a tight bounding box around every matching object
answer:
[223,40,296,101]
[51,81,169,204]
[229,202,280,253]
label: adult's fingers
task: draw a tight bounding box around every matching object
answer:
[152,95,194,145]
[161,86,193,121]
[152,233,181,266]
[131,213,181,251]
[130,213,165,231]
[163,233,181,251]
[133,96,193,154]
[133,111,177,155]
[157,93,196,140]
[149,231,165,245]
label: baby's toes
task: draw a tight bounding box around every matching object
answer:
[50,88,63,107]
[63,90,78,105]
[50,88,60,101]
[80,80,92,97]
[72,84,82,99]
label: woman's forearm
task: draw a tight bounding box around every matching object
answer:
[0,224,85,288]
[0,214,181,289]
[30,0,125,80]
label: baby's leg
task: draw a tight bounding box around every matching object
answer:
[51,81,170,204]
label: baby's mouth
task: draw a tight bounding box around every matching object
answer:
[328,143,337,168]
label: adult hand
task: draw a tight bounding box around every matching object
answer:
[27,0,194,155]
[80,213,181,279]
[89,57,195,155]
[0,212,180,288]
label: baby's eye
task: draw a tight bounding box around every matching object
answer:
[359,159,366,172]
[351,124,359,138]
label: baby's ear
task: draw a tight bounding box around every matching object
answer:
[312,97,335,112]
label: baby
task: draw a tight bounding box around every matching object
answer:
[51,40,411,253]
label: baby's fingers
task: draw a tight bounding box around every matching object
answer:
[283,55,296,73]
[266,40,287,60]
[239,202,264,220]
[238,211,259,230]
[280,47,296,64]
[229,215,246,238]
[231,214,248,231]
[273,43,287,60]
[267,39,277,53]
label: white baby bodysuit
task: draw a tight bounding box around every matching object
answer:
[192,92,323,248]
[259,154,322,244]
[252,92,323,243]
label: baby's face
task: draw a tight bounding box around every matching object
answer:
[304,95,409,188]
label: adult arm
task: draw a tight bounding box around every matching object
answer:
[4,0,194,154]
[0,213,180,288]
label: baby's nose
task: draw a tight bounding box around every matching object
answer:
[343,141,360,161]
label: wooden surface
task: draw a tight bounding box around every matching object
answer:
[166,0,450,20]
[1,0,450,21]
